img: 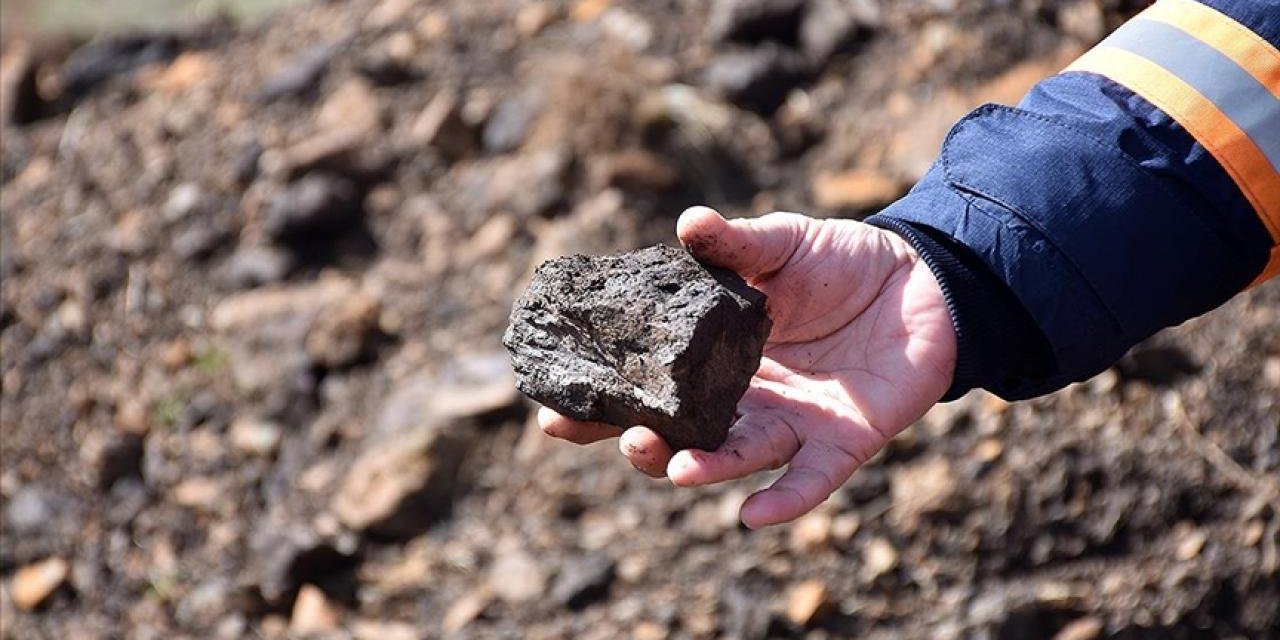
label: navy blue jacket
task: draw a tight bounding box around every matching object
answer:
[866,0,1280,400]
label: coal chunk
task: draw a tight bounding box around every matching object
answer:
[504,244,771,451]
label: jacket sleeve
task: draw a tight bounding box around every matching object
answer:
[865,0,1280,400]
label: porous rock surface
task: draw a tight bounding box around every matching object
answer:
[504,245,771,451]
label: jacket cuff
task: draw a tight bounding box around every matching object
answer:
[865,214,1055,401]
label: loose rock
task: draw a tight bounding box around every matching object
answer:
[62,31,184,98]
[10,557,69,611]
[257,44,335,102]
[252,527,353,608]
[550,552,616,609]
[488,550,547,604]
[703,44,809,115]
[290,584,340,636]
[785,579,831,626]
[890,456,960,529]
[263,175,361,245]
[504,244,771,452]
[706,0,806,44]
[332,425,469,536]
[305,292,381,369]
[482,92,541,153]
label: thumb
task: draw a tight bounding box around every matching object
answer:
[676,207,811,280]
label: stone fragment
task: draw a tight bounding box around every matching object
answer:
[257,44,334,102]
[703,44,810,115]
[331,423,470,537]
[788,512,833,552]
[785,579,831,626]
[329,359,515,538]
[516,3,558,37]
[442,587,494,633]
[504,245,771,452]
[412,89,477,161]
[1054,616,1104,640]
[706,0,806,44]
[799,0,877,65]
[5,486,53,533]
[550,552,616,609]
[219,245,293,289]
[10,557,69,611]
[890,455,960,529]
[317,78,383,136]
[722,569,776,640]
[84,431,145,490]
[488,550,546,604]
[482,92,541,153]
[353,620,420,640]
[290,584,339,635]
[452,149,571,221]
[277,127,368,179]
[588,149,679,193]
[1175,525,1207,561]
[861,537,898,582]
[230,417,283,456]
[305,292,380,369]
[210,276,358,393]
[252,526,353,608]
[263,175,361,245]
[62,31,184,98]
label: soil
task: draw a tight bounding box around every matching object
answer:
[1,0,1277,639]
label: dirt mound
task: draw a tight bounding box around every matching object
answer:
[1,0,1277,638]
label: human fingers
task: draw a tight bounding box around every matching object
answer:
[667,410,802,487]
[619,426,674,478]
[738,439,863,529]
[676,206,811,281]
[537,406,623,444]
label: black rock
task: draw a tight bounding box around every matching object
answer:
[703,44,810,115]
[358,53,417,86]
[256,44,335,103]
[504,245,771,452]
[94,433,145,490]
[706,0,807,45]
[1,46,42,125]
[551,553,616,610]
[63,32,184,98]
[263,175,360,245]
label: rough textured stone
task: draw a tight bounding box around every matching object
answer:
[504,244,771,451]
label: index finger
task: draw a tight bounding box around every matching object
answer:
[536,407,624,444]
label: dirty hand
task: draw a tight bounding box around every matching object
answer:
[538,206,957,528]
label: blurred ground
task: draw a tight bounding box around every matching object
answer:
[1,0,302,41]
[1,0,1278,639]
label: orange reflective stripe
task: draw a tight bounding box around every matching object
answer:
[1068,48,1280,239]
[1066,5,1280,286]
[1140,0,1280,99]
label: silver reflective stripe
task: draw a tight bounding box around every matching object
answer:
[1101,18,1280,172]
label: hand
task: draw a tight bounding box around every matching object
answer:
[538,206,957,528]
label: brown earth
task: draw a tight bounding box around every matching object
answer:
[1,0,1278,639]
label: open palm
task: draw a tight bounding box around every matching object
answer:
[538,207,957,528]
